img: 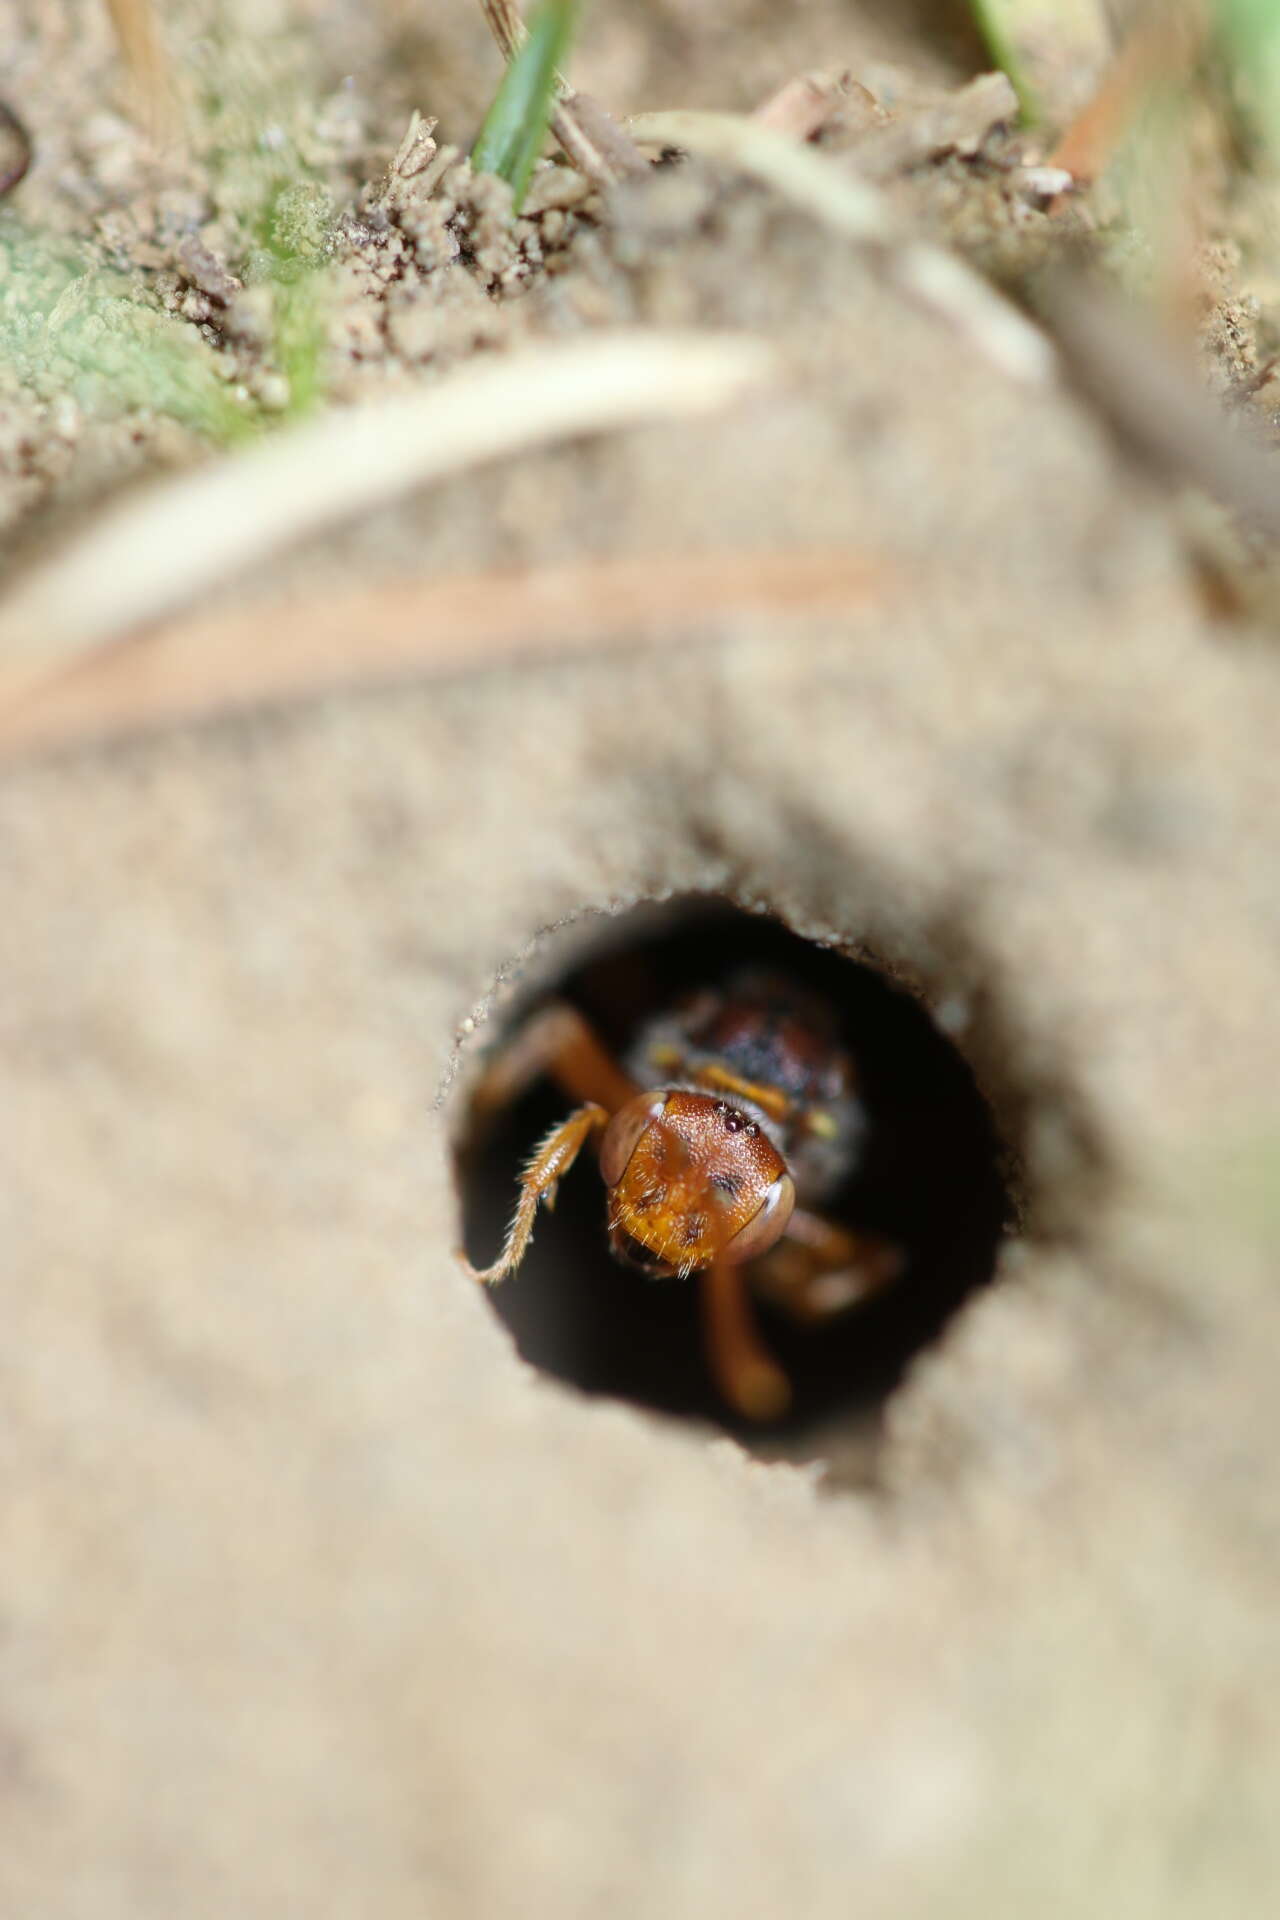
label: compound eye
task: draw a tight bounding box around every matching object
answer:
[599,1093,668,1189]
[722,1173,796,1263]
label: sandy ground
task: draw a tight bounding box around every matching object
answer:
[3,3,1280,1915]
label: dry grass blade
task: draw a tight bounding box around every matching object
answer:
[627,110,1054,386]
[0,331,774,667]
[0,549,884,760]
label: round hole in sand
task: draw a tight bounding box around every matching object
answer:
[456,899,1012,1480]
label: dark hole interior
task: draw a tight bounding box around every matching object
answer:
[458,901,1011,1468]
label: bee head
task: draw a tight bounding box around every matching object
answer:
[600,1088,795,1279]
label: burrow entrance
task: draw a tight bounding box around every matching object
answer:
[458,899,1012,1474]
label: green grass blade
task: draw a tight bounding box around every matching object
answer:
[966,0,1113,126]
[1214,0,1280,175]
[966,0,1041,120]
[472,0,578,210]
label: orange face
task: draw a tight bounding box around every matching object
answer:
[599,1088,795,1279]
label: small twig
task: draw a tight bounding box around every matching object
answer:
[478,0,646,186]
[753,70,862,143]
[0,331,774,665]
[627,110,1054,387]
[0,548,884,760]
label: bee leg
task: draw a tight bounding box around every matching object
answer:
[471,1102,610,1284]
[749,1208,904,1324]
[468,1001,642,1131]
[701,1255,792,1422]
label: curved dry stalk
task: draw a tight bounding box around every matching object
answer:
[627,109,1055,387]
[0,332,773,666]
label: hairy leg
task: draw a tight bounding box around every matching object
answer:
[471,1102,610,1284]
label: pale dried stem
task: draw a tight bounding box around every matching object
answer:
[0,332,773,667]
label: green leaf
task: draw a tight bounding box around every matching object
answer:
[0,220,253,444]
[472,0,578,211]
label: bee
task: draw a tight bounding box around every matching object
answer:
[466,967,901,1420]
